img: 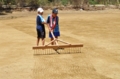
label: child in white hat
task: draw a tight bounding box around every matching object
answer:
[36,7,46,46]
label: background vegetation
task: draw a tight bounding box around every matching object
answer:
[0,0,120,12]
[0,0,120,7]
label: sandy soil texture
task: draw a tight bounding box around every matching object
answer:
[0,9,120,79]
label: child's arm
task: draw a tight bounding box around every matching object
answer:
[42,22,47,24]
[46,16,52,31]
[41,18,47,24]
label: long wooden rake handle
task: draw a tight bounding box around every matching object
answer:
[46,24,71,46]
[50,31,58,45]
[45,39,57,46]
[50,31,72,45]
[57,39,71,45]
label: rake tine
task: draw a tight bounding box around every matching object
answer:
[44,49,46,55]
[75,47,78,53]
[68,47,70,54]
[70,47,72,53]
[45,49,47,55]
[76,47,78,53]
[48,49,51,55]
[71,47,74,53]
[46,49,48,55]
[74,47,77,53]
[35,49,37,55]
[33,49,35,55]
[42,49,44,55]
[80,47,81,53]
[72,47,74,53]
[78,47,80,53]
[77,47,80,53]
[43,49,44,54]
[35,49,37,54]
[63,48,69,53]
[49,49,51,54]
[49,49,52,55]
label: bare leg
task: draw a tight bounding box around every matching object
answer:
[37,38,40,46]
[51,38,54,45]
[55,36,58,45]
[42,38,45,46]
[51,36,58,45]
[55,36,58,39]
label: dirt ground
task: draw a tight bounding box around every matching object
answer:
[0,9,120,79]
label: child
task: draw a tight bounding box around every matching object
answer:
[36,7,46,46]
[46,8,60,45]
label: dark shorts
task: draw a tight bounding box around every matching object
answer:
[37,29,46,38]
[49,32,60,38]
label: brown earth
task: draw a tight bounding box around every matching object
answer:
[0,9,120,79]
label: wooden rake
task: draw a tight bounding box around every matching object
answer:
[33,32,83,55]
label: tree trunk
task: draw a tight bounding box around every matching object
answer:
[116,0,120,8]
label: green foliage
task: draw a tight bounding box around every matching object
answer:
[61,0,69,6]
[38,0,49,6]
[0,0,120,7]
[89,0,97,5]
[2,0,8,4]
[48,0,53,2]
[10,0,16,4]
[0,0,16,5]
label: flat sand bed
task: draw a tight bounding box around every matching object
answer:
[0,9,120,79]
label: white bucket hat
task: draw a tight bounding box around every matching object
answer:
[37,7,44,13]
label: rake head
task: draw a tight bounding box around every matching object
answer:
[33,44,83,55]
[33,31,83,55]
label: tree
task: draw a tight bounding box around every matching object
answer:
[116,0,119,6]
[61,0,69,6]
